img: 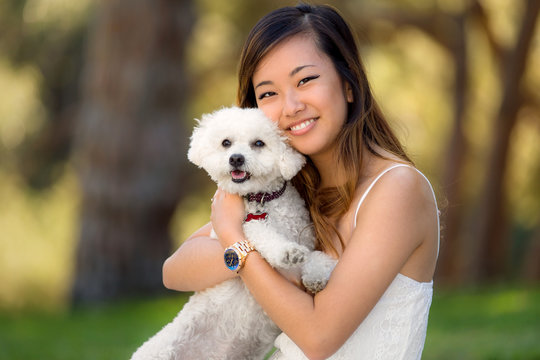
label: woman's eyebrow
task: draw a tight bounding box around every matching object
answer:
[255,80,272,89]
[290,64,315,77]
[254,64,316,89]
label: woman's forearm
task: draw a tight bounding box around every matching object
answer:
[162,224,237,292]
[239,251,340,359]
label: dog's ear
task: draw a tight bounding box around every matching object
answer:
[187,118,206,167]
[279,141,306,180]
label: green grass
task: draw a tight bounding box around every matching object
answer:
[0,286,539,360]
[0,293,192,360]
[423,284,540,360]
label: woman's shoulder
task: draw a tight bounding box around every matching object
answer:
[359,157,433,199]
[380,162,427,185]
[354,161,437,227]
[371,163,435,207]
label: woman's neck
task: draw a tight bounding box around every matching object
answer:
[311,144,376,188]
[310,152,344,188]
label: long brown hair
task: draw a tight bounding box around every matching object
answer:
[237,3,412,256]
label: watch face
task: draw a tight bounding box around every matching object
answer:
[224,248,240,271]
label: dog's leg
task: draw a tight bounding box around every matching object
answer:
[243,221,309,269]
[131,313,183,360]
[301,251,338,294]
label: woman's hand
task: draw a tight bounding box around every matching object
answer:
[210,188,246,248]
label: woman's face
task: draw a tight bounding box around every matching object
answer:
[252,33,352,160]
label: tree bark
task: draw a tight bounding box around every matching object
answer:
[522,226,540,281]
[437,14,468,284]
[72,0,194,304]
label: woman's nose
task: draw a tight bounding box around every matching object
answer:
[282,90,305,118]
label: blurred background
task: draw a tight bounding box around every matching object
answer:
[0,0,539,358]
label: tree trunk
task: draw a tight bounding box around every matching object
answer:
[436,14,468,284]
[72,0,194,304]
[473,0,540,280]
[522,225,540,281]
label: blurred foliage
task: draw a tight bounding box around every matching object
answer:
[0,0,89,310]
[0,0,538,309]
[185,0,287,120]
[0,169,78,310]
[0,0,91,188]
[0,58,45,160]
[363,26,453,174]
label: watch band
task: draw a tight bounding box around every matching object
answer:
[235,240,255,255]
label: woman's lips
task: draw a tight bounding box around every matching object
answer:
[288,118,317,136]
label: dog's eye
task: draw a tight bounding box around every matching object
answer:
[222,139,231,147]
[253,140,265,147]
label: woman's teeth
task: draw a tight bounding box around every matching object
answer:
[290,119,315,131]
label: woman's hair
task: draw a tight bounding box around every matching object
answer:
[237,3,412,256]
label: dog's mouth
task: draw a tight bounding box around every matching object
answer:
[231,170,251,183]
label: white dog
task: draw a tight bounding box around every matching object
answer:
[131,107,337,360]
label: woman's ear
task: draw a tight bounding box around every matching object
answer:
[345,82,353,103]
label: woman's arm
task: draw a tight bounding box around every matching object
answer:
[211,167,438,360]
[162,222,238,292]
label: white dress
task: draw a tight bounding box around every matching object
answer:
[270,164,440,360]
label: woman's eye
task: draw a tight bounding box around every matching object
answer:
[258,91,276,100]
[298,75,320,86]
[222,139,231,147]
[253,140,265,147]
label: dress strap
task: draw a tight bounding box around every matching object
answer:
[353,164,440,257]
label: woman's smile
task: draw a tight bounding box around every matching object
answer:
[287,117,318,135]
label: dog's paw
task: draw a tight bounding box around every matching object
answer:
[302,277,328,294]
[300,250,338,294]
[279,244,308,268]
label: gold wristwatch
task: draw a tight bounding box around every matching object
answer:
[224,240,255,273]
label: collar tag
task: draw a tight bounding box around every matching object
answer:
[244,212,268,222]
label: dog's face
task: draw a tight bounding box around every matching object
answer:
[188,107,305,195]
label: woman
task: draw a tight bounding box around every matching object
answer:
[163,3,440,359]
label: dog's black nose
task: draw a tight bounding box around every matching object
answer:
[229,154,245,167]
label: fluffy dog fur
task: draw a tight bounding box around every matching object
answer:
[131,107,337,360]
